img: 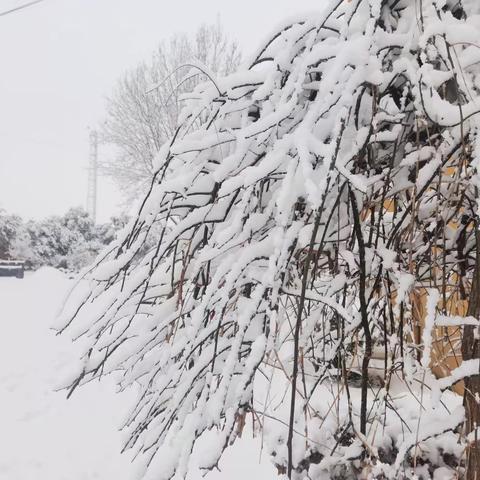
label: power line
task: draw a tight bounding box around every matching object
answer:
[0,0,46,18]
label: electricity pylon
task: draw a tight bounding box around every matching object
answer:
[86,129,98,223]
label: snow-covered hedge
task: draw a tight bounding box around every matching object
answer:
[0,208,127,271]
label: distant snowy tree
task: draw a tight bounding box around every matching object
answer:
[59,1,480,479]
[24,210,85,269]
[100,21,241,198]
[1,208,125,271]
[0,210,27,259]
[61,211,129,271]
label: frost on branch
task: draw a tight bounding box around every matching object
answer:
[58,1,480,479]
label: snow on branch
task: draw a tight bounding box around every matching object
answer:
[437,359,480,391]
[59,1,480,479]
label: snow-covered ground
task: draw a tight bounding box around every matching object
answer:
[0,268,275,480]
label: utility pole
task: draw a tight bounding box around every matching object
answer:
[87,129,98,223]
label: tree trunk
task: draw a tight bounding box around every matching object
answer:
[462,226,480,480]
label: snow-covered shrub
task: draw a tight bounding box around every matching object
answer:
[0,210,29,260]
[0,208,126,272]
[59,1,480,479]
[25,215,78,269]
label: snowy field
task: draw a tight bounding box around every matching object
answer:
[0,268,275,480]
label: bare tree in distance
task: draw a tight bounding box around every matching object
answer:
[100,20,241,198]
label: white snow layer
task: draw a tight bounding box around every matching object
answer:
[0,268,275,480]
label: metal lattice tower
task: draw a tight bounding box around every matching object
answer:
[86,130,98,223]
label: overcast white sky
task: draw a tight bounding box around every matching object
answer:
[0,0,321,222]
